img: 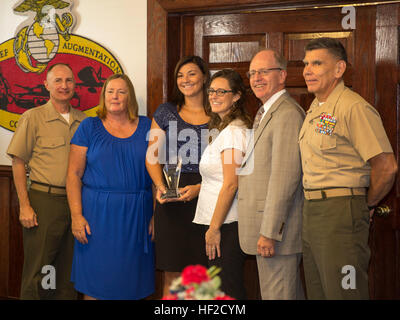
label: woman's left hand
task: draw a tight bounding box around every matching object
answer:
[177,184,201,202]
[205,227,221,260]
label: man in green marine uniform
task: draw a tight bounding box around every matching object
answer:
[7,63,86,299]
[299,37,397,299]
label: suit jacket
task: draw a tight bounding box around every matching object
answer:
[238,92,305,256]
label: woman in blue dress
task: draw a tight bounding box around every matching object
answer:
[66,74,154,300]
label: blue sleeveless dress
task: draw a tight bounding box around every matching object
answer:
[70,116,154,300]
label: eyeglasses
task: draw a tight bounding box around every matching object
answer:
[246,68,282,79]
[207,88,233,96]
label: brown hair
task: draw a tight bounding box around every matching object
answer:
[171,55,210,113]
[96,73,139,120]
[208,69,252,133]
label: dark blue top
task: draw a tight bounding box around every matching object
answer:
[153,102,208,173]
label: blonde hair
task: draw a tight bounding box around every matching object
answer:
[97,74,138,120]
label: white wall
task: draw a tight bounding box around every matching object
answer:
[0,0,147,165]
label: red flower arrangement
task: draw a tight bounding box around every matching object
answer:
[182,265,210,285]
[162,265,234,300]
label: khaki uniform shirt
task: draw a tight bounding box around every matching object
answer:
[7,101,87,187]
[299,81,393,189]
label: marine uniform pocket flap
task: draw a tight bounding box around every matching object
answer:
[319,135,336,151]
[38,136,66,148]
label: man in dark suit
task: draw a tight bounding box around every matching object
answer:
[238,49,305,299]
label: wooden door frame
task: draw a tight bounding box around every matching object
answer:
[155,0,388,13]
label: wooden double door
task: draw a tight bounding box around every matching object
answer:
[149,0,400,299]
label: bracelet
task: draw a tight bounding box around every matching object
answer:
[368,205,377,211]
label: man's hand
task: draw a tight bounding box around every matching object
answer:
[369,208,375,222]
[19,204,38,228]
[257,235,276,258]
[12,156,38,228]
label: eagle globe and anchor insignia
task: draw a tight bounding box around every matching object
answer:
[0,0,124,132]
[14,0,73,74]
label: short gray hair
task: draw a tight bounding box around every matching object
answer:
[46,63,73,80]
[304,37,348,63]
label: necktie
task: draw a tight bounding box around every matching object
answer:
[253,105,265,130]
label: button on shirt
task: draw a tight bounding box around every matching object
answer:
[7,101,86,186]
[299,81,393,189]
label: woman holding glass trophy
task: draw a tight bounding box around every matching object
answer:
[146,56,210,296]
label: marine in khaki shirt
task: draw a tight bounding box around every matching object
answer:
[299,37,397,300]
[6,63,86,300]
[7,100,86,186]
[299,80,393,189]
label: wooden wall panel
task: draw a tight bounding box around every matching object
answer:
[167,15,181,100]
[8,180,23,299]
[157,0,376,13]
[370,3,400,299]
[181,16,195,57]
[208,41,259,63]
[200,10,350,35]
[0,175,10,297]
[147,0,168,118]
[353,6,376,106]
[0,165,22,299]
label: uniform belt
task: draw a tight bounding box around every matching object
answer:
[30,181,67,195]
[304,187,366,200]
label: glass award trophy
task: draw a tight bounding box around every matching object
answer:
[161,158,182,199]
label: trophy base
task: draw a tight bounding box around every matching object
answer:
[161,189,181,199]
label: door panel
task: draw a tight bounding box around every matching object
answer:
[370,3,400,299]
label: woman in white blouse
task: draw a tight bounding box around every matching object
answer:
[193,69,252,299]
